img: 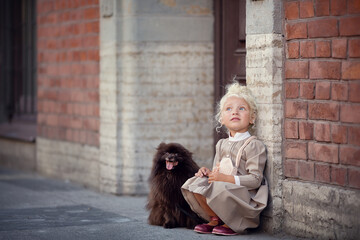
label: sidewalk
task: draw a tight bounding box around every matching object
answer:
[0,168,302,240]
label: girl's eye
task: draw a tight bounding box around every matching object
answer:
[226,107,231,111]
[239,107,245,111]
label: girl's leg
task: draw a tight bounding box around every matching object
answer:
[193,193,219,226]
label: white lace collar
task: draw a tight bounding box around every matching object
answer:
[229,131,251,142]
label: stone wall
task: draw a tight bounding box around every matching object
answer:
[283,0,360,239]
[99,0,214,194]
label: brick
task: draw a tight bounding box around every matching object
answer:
[65,129,73,142]
[332,38,347,59]
[298,161,315,181]
[308,19,338,38]
[37,113,46,125]
[300,41,315,58]
[340,146,360,166]
[340,17,360,36]
[83,7,99,20]
[348,0,360,14]
[315,163,330,183]
[315,0,330,16]
[285,100,308,119]
[285,1,299,20]
[284,160,298,178]
[37,1,54,14]
[46,114,58,127]
[300,82,315,99]
[309,142,339,163]
[285,141,307,160]
[299,121,314,140]
[83,63,99,75]
[340,104,360,123]
[54,0,69,11]
[87,49,100,61]
[285,22,308,40]
[300,0,314,18]
[314,123,331,142]
[315,40,331,58]
[349,39,360,58]
[83,119,99,131]
[83,35,99,48]
[85,22,100,34]
[309,102,339,121]
[349,82,360,103]
[315,81,330,100]
[349,169,360,189]
[331,82,348,101]
[330,0,347,15]
[285,61,309,79]
[70,129,78,143]
[287,41,299,59]
[285,120,299,139]
[342,61,360,80]
[348,126,360,146]
[331,124,347,144]
[310,61,341,79]
[70,117,83,129]
[86,91,99,102]
[285,82,299,99]
[331,166,347,186]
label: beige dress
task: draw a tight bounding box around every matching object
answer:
[181,136,268,232]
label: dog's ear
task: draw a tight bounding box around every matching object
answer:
[157,142,167,151]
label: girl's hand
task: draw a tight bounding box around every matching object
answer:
[208,170,225,183]
[208,169,235,184]
[195,167,211,178]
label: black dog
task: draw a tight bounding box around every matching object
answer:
[146,142,202,228]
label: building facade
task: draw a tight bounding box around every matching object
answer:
[0,0,359,239]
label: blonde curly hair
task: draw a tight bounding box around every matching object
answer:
[215,82,258,134]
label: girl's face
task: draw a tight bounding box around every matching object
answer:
[221,96,255,137]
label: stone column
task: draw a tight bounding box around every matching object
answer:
[246,0,284,233]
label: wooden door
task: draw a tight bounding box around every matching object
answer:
[214,0,246,140]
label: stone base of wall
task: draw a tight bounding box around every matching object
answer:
[283,180,360,239]
[0,138,36,171]
[36,137,99,190]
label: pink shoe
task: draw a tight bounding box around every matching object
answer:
[194,216,222,234]
[212,225,239,236]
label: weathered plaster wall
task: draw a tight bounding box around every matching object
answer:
[100,0,214,194]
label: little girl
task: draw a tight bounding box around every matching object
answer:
[181,82,268,236]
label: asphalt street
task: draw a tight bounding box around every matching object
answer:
[0,168,303,240]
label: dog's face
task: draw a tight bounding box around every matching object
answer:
[161,152,179,170]
[154,143,191,172]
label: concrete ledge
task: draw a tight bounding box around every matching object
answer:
[0,138,36,172]
[36,138,100,190]
[283,180,360,239]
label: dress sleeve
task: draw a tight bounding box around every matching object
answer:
[238,140,267,190]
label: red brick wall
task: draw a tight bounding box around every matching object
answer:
[37,0,100,146]
[284,0,360,189]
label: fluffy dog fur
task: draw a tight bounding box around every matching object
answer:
[146,142,202,228]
